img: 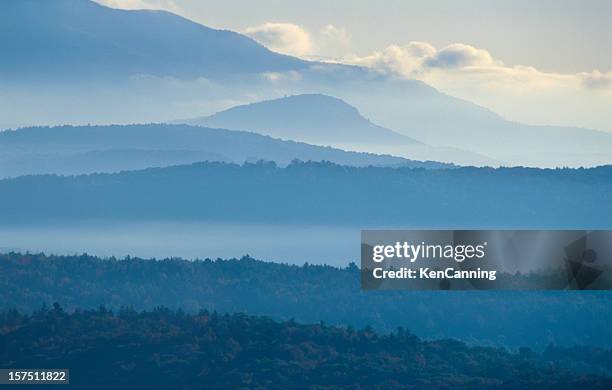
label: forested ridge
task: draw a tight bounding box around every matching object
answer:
[1,305,611,389]
[2,253,610,350]
[1,161,611,226]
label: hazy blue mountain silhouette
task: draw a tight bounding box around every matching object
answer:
[0,124,449,178]
[2,0,611,168]
[0,0,307,81]
[186,94,418,145]
[301,85,612,167]
[401,114,612,168]
[2,161,610,227]
[182,94,495,166]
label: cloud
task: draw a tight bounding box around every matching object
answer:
[244,22,353,59]
[348,41,611,93]
[240,22,611,130]
[320,25,351,46]
[245,23,315,57]
[580,70,612,89]
[95,0,179,12]
[339,40,611,131]
[317,25,352,58]
[348,42,434,77]
[350,42,501,76]
[425,43,498,68]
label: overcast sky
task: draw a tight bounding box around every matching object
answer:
[99,0,611,72]
[97,0,612,131]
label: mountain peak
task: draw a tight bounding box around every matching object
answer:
[222,94,366,126]
[269,93,350,104]
[186,94,417,146]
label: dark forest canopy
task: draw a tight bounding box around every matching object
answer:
[2,253,610,350]
[1,305,610,389]
[1,161,611,226]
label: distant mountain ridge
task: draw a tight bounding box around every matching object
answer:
[1,0,610,168]
[2,161,610,227]
[181,94,495,166]
[0,0,307,81]
[0,124,451,178]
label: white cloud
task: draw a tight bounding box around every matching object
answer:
[348,41,612,94]
[238,20,612,130]
[95,0,179,12]
[235,21,612,100]
[425,43,498,68]
[317,25,352,58]
[245,23,315,57]
[320,25,351,46]
[244,22,354,59]
[348,42,433,77]
[341,41,612,131]
[580,70,612,89]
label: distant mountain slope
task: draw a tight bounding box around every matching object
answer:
[0,124,449,178]
[181,94,495,166]
[1,161,610,227]
[402,114,612,168]
[188,94,420,145]
[0,0,307,80]
[328,81,612,168]
[0,149,233,178]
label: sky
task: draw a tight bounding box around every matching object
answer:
[96,0,612,132]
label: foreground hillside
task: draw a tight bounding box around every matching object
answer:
[2,253,610,350]
[1,161,611,226]
[1,306,610,389]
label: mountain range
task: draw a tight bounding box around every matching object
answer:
[1,0,611,168]
[0,124,451,178]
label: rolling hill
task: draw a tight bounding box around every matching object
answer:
[1,161,610,227]
[0,124,450,178]
[2,252,611,350]
[3,302,610,388]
